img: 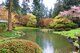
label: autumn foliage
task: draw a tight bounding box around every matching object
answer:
[0,7,79,30]
[59,6,80,26]
[39,18,53,28]
[14,13,37,27]
[0,8,8,20]
[0,39,42,53]
[50,16,77,30]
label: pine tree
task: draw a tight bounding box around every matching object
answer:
[5,0,21,14]
[32,0,46,26]
[21,0,31,15]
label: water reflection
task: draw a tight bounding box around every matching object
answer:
[19,29,73,53]
[43,39,54,53]
[36,30,54,53]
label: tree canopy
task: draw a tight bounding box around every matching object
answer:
[52,0,80,17]
[5,0,21,14]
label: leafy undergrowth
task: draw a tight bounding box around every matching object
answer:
[0,30,25,38]
[0,39,42,53]
[53,28,80,38]
[0,26,38,37]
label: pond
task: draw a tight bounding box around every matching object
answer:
[19,29,73,53]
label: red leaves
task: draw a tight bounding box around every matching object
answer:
[39,18,53,27]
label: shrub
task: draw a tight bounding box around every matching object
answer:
[26,13,37,27]
[0,39,42,53]
[69,17,80,27]
[0,8,8,20]
[39,18,53,28]
[59,6,80,26]
[15,13,37,27]
[12,14,19,24]
[0,22,7,32]
[49,17,78,31]
[19,15,29,26]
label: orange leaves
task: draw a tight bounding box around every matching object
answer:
[39,18,53,27]
[0,8,8,20]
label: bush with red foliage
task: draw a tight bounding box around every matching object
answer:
[39,18,53,28]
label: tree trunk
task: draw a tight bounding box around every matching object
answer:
[8,0,12,31]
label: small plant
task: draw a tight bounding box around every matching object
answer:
[0,22,7,32]
[0,48,7,53]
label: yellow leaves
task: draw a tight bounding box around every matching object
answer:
[53,17,71,24]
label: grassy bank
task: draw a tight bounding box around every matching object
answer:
[53,28,80,38]
[15,27,38,30]
[0,27,38,38]
[0,30,23,38]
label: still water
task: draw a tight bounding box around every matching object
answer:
[19,29,73,53]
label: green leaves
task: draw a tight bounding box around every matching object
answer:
[52,0,80,17]
[5,0,21,14]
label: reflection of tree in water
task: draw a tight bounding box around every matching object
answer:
[36,30,54,53]
[43,39,54,53]
[36,29,43,48]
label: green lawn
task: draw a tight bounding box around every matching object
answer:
[15,27,38,30]
[53,28,80,38]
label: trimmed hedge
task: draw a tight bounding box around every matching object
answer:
[0,39,42,53]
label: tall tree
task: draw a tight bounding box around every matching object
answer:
[12,0,22,14]
[32,0,45,18]
[21,0,31,15]
[5,0,27,31]
[6,0,21,14]
[62,0,80,10]
[52,0,80,17]
[49,8,53,18]
[32,0,46,26]
[7,0,12,31]
[5,0,22,31]
[33,0,41,18]
[52,2,63,18]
